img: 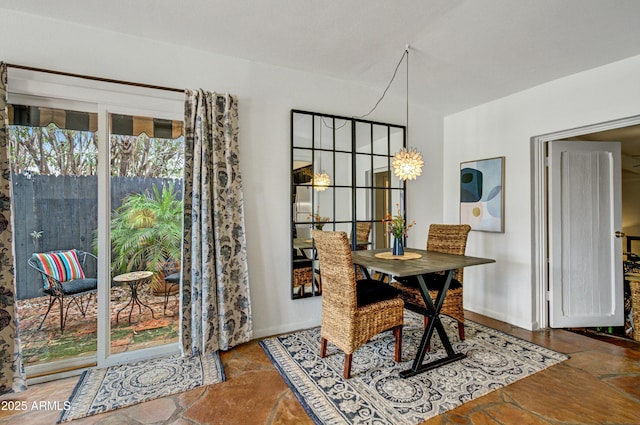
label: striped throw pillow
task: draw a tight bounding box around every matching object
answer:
[34,250,86,289]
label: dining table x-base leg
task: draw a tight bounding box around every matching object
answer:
[399,270,466,378]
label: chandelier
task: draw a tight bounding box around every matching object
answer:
[392,46,424,181]
[392,147,424,180]
[313,171,331,191]
[313,118,331,191]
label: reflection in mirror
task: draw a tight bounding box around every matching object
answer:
[335,119,352,151]
[315,150,334,187]
[291,110,406,299]
[293,113,313,148]
[334,188,352,222]
[356,154,373,187]
[334,152,352,186]
[372,124,389,156]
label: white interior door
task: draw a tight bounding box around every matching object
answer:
[548,141,623,328]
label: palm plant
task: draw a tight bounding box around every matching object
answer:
[107,182,182,289]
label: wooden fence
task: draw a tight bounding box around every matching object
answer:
[13,174,183,300]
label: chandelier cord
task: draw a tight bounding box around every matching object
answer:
[390,46,424,181]
[406,47,409,148]
[353,48,409,120]
[321,47,409,131]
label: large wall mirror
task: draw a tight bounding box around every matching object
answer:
[291,109,406,299]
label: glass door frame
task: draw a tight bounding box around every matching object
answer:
[8,69,183,378]
[8,92,100,382]
[97,103,182,368]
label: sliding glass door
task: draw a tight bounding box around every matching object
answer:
[9,100,100,377]
[106,111,183,360]
[8,71,184,377]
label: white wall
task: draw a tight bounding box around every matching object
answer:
[443,54,640,330]
[0,9,444,339]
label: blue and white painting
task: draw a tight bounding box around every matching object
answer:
[460,157,504,232]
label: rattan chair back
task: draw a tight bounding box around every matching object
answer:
[312,230,357,311]
[426,224,472,283]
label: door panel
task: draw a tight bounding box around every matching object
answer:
[548,141,623,327]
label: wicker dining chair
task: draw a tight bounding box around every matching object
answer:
[315,222,373,289]
[351,222,372,280]
[312,230,404,378]
[351,222,372,250]
[392,224,471,340]
[293,258,314,297]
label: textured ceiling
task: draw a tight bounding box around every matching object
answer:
[1,0,640,114]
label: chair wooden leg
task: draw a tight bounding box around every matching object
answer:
[458,321,465,341]
[320,337,328,358]
[343,353,352,379]
[393,325,402,362]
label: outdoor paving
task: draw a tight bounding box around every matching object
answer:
[16,285,179,366]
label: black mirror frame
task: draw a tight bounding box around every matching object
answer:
[291,109,407,299]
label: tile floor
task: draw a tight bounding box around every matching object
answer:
[0,311,639,425]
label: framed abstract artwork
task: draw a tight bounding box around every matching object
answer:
[460,156,505,232]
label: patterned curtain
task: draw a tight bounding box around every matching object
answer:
[181,90,252,355]
[0,63,27,394]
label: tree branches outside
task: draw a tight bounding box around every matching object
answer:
[8,123,183,179]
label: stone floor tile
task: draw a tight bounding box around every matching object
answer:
[128,396,177,423]
[567,349,640,376]
[504,363,640,424]
[270,391,313,425]
[176,386,207,409]
[605,374,640,401]
[70,411,132,425]
[221,340,276,375]
[183,369,291,425]
[479,403,550,425]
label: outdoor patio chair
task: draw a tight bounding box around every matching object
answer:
[28,249,98,334]
[160,261,181,314]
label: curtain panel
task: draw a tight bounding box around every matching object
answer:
[181,90,252,355]
[0,63,27,394]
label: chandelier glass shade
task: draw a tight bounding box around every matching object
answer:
[313,171,331,191]
[392,147,424,180]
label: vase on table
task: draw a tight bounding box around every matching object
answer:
[392,237,404,256]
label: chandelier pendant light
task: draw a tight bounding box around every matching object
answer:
[392,46,424,181]
[313,117,331,191]
[393,147,424,180]
[313,170,331,191]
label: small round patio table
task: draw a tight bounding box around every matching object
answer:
[113,271,155,324]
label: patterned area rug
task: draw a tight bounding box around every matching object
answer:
[260,312,568,425]
[58,351,225,423]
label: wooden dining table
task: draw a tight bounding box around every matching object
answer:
[352,247,495,378]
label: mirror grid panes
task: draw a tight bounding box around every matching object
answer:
[291,110,406,299]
